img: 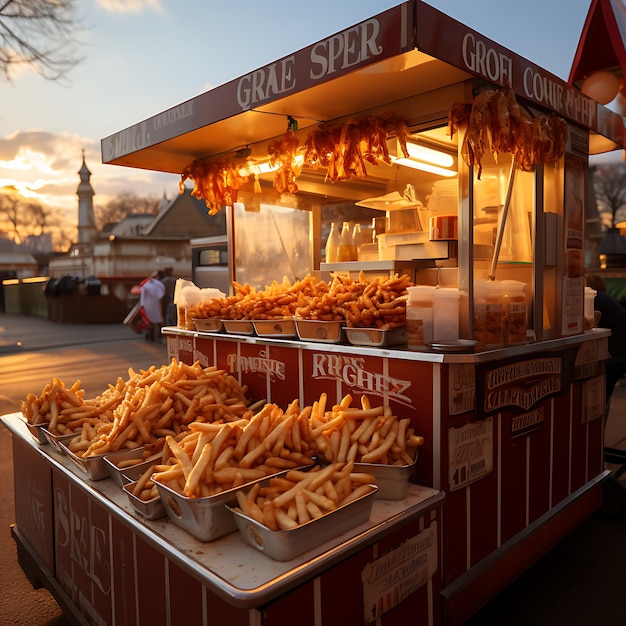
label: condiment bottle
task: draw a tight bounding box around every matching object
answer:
[502,280,527,345]
[352,223,365,253]
[325,222,340,263]
[338,221,357,262]
[406,285,435,349]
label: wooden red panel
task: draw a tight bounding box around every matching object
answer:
[320,549,373,626]
[551,391,573,505]
[262,579,315,626]
[88,494,113,625]
[196,336,217,366]
[443,487,468,584]
[203,585,251,626]
[570,382,588,492]
[468,459,498,566]
[168,561,203,624]
[134,534,167,621]
[110,516,136,626]
[499,410,528,545]
[52,472,112,625]
[12,437,54,574]
[527,405,552,524]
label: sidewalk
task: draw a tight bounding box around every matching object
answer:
[0,312,142,353]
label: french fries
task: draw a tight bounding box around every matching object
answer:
[187,272,411,329]
[151,403,316,498]
[26,359,256,459]
[308,393,424,466]
[233,461,376,531]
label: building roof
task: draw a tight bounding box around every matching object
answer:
[143,186,226,238]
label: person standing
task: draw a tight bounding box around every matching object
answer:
[140,270,166,341]
[160,267,177,326]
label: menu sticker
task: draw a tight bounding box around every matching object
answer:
[362,524,437,623]
[582,375,605,424]
[448,418,493,491]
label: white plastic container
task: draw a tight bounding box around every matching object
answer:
[433,287,461,342]
[474,280,505,349]
[406,285,435,349]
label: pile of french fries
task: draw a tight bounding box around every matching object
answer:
[21,360,256,460]
[308,393,424,465]
[151,400,316,498]
[186,272,411,329]
[233,461,376,530]
[20,377,119,435]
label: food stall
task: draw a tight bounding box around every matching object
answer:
[5,1,626,625]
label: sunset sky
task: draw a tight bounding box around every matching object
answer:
[0,0,597,237]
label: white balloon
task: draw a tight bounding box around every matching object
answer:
[582,71,620,104]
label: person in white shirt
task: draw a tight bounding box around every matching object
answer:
[140,270,166,341]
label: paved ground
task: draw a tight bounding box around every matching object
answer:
[1,313,626,625]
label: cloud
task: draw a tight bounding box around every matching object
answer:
[0,129,178,220]
[96,0,162,13]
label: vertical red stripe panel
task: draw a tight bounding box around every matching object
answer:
[499,408,528,544]
[110,516,136,626]
[13,437,54,573]
[134,534,167,622]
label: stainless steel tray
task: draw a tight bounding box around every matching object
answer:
[155,481,239,542]
[42,427,76,453]
[123,481,166,520]
[59,440,112,481]
[345,325,407,347]
[354,456,417,500]
[228,482,377,561]
[222,319,256,335]
[193,317,223,332]
[295,319,346,343]
[252,318,297,338]
[25,420,49,445]
[103,447,149,487]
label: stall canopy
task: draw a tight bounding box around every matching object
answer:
[101,0,626,178]
[569,0,626,84]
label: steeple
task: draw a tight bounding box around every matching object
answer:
[77,150,98,245]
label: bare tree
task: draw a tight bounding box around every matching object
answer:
[0,185,67,250]
[593,162,626,229]
[0,0,83,82]
[95,192,162,230]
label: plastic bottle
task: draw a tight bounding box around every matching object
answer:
[406,285,435,349]
[325,222,340,263]
[338,221,357,262]
[352,223,365,253]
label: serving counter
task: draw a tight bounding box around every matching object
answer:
[162,325,612,624]
[4,411,444,626]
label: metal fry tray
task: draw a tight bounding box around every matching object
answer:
[354,455,417,500]
[345,325,407,347]
[59,440,112,481]
[42,428,76,453]
[252,318,297,337]
[25,421,48,445]
[103,447,149,487]
[228,483,377,561]
[222,319,256,335]
[295,319,346,343]
[123,481,166,520]
[155,481,239,542]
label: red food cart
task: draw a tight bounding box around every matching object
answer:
[5,1,624,624]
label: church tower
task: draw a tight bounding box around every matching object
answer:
[77,151,98,244]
